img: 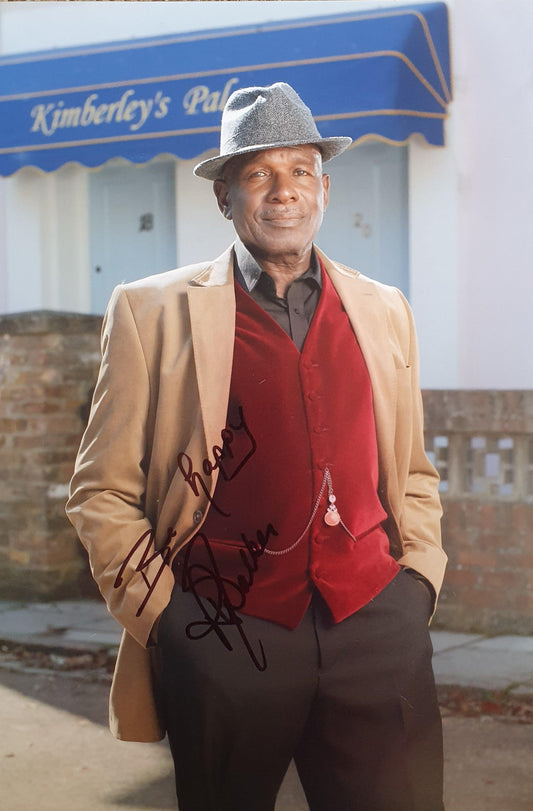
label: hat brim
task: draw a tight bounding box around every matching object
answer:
[193,136,352,180]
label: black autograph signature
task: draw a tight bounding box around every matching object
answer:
[114,525,177,618]
[177,405,256,516]
[114,405,274,666]
[180,523,278,671]
[114,405,257,616]
[114,521,278,670]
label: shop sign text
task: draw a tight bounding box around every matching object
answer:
[30,89,171,137]
[183,77,239,115]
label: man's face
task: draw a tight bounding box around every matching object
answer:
[213,145,330,263]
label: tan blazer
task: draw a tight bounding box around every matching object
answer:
[66,245,446,742]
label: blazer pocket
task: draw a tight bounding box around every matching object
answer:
[394,360,411,373]
[391,353,412,408]
[395,364,412,398]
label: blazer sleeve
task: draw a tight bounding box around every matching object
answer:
[393,290,447,601]
[66,286,175,648]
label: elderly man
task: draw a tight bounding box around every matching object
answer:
[67,83,446,811]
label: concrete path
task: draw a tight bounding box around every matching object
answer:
[1,600,532,810]
[1,660,532,811]
[1,599,533,695]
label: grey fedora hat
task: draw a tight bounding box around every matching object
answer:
[193,82,352,180]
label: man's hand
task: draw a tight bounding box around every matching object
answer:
[403,567,436,611]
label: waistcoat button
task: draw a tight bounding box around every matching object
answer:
[193,509,203,525]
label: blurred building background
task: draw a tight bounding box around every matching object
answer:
[0,0,532,634]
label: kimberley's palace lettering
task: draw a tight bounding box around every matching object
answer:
[29,78,240,139]
[183,77,239,115]
[31,89,171,136]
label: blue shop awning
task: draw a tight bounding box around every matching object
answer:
[0,2,452,176]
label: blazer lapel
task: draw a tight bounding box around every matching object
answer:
[187,245,236,459]
[317,248,399,495]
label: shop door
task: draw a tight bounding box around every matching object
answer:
[318,143,409,296]
[89,161,177,314]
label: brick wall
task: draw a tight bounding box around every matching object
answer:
[0,311,102,599]
[425,391,533,634]
[1,313,532,634]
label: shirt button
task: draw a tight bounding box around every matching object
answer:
[193,509,203,525]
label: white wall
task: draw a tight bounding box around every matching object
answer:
[451,0,533,389]
[0,170,6,314]
[409,0,533,389]
[2,165,90,313]
[5,170,44,312]
[176,157,235,267]
[408,137,460,389]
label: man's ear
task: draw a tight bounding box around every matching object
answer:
[213,179,232,220]
[322,173,330,211]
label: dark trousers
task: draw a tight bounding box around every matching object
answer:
[157,569,444,811]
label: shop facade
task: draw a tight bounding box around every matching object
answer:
[0,2,456,385]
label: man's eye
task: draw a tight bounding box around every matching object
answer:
[294,169,309,176]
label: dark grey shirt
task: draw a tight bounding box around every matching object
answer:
[233,239,322,352]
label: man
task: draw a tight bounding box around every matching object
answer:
[67,83,446,811]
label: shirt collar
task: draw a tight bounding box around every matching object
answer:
[234,238,322,293]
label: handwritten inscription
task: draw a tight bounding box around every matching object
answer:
[177,405,256,517]
[114,525,176,618]
[115,406,258,620]
[114,520,277,670]
[181,523,278,671]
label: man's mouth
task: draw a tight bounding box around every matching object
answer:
[261,210,304,224]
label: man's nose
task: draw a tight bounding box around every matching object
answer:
[268,172,298,202]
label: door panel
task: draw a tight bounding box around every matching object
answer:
[90,161,177,314]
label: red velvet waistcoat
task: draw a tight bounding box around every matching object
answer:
[181,266,399,628]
